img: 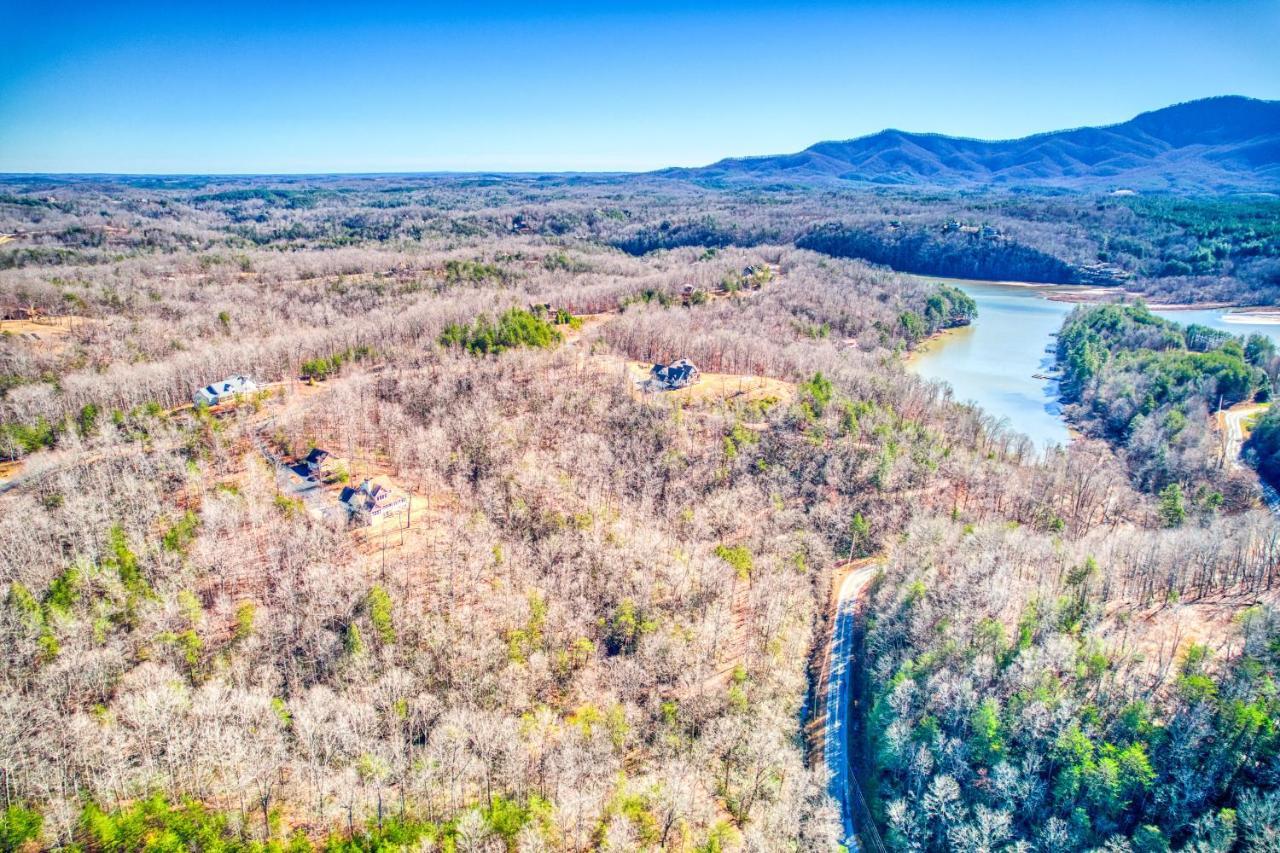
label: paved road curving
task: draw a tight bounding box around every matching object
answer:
[823,564,881,852]
[1220,403,1280,512]
[1222,403,1267,468]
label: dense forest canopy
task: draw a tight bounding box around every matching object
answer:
[866,518,1280,852]
[2,175,1280,851]
[3,176,1278,306]
[1055,302,1275,507]
[796,222,1086,285]
[1245,408,1280,489]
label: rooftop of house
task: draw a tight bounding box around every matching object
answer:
[341,475,406,510]
[650,358,700,388]
[652,358,697,373]
[200,374,255,396]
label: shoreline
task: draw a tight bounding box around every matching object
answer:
[1218,309,1280,325]
[1053,294,1280,323]
[904,273,1278,316]
[902,324,967,366]
[903,275,1280,455]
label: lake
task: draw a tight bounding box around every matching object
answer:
[906,277,1280,452]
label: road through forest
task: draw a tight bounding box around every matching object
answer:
[823,562,882,852]
[1220,403,1280,511]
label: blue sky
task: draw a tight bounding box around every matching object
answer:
[1,0,1276,173]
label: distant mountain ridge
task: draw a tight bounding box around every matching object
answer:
[660,96,1280,191]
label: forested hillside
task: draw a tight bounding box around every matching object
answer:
[790,196,1280,303]
[795,222,1083,285]
[865,516,1280,851]
[1056,302,1275,509]
[5,175,1278,310]
[3,178,1280,851]
[1245,407,1280,489]
[601,194,1280,307]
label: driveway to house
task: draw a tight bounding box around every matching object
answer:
[252,430,345,523]
[823,562,881,852]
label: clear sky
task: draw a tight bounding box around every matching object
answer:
[1,0,1277,174]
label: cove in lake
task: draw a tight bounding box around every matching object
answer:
[906,278,1280,453]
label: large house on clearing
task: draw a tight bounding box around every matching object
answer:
[649,359,701,391]
[194,375,258,407]
[340,476,409,525]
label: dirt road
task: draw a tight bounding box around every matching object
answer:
[1221,403,1268,468]
[1219,403,1280,511]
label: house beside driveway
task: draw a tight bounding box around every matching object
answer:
[649,359,701,391]
[741,264,774,289]
[340,476,410,525]
[194,375,258,407]
[304,448,348,481]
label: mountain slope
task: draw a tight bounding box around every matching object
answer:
[661,96,1280,191]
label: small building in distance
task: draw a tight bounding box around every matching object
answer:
[740,264,774,290]
[649,359,701,391]
[681,283,709,306]
[340,476,410,525]
[304,448,348,481]
[194,375,257,407]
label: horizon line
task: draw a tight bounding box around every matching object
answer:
[4,94,1275,181]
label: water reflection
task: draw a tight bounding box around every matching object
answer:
[907,277,1280,454]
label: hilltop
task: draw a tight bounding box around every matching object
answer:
[660,96,1280,192]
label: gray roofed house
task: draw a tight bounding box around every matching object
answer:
[340,476,410,525]
[193,375,257,407]
[649,359,701,391]
[304,447,349,480]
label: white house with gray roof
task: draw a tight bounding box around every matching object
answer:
[194,375,258,407]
